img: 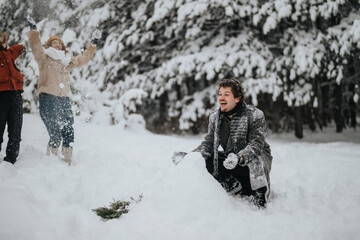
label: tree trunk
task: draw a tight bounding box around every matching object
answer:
[315,79,323,130]
[333,83,345,133]
[294,106,303,139]
[305,104,316,131]
[348,83,357,128]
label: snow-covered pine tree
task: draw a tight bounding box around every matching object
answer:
[1,0,359,137]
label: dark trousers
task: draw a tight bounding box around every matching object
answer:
[0,91,23,163]
[39,93,74,148]
[206,151,253,195]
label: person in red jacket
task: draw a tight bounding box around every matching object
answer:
[0,31,24,164]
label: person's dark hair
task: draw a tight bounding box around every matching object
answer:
[219,78,245,102]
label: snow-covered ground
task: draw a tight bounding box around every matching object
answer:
[0,114,359,240]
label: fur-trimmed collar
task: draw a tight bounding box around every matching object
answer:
[44,47,71,66]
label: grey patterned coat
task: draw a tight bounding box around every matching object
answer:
[194,103,272,198]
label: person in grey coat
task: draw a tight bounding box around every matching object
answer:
[173,78,272,208]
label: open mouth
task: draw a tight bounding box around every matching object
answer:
[220,102,227,107]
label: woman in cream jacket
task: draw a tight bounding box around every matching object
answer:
[27,16,101,165]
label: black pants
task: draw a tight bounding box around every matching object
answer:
[0,91,23,163]
[205,151,253,195]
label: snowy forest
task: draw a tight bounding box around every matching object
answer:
[1,0,360,138]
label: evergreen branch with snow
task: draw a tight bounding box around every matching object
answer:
[2,0,359,137]
[92,195,143,220]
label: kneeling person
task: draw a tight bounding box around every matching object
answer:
[173,78,272,208]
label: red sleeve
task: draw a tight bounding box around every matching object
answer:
[8,44,24,60]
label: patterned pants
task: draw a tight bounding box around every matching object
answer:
[39,93,74,148]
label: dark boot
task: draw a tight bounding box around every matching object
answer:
[220,175,242,195]
[251,187,267,208]
[4,141,20,164]
[3,156,16,164]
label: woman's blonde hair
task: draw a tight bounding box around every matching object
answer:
[45,36,68,52]
[0,32,8,50]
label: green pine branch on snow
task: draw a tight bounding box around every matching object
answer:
[92,195,143,220]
